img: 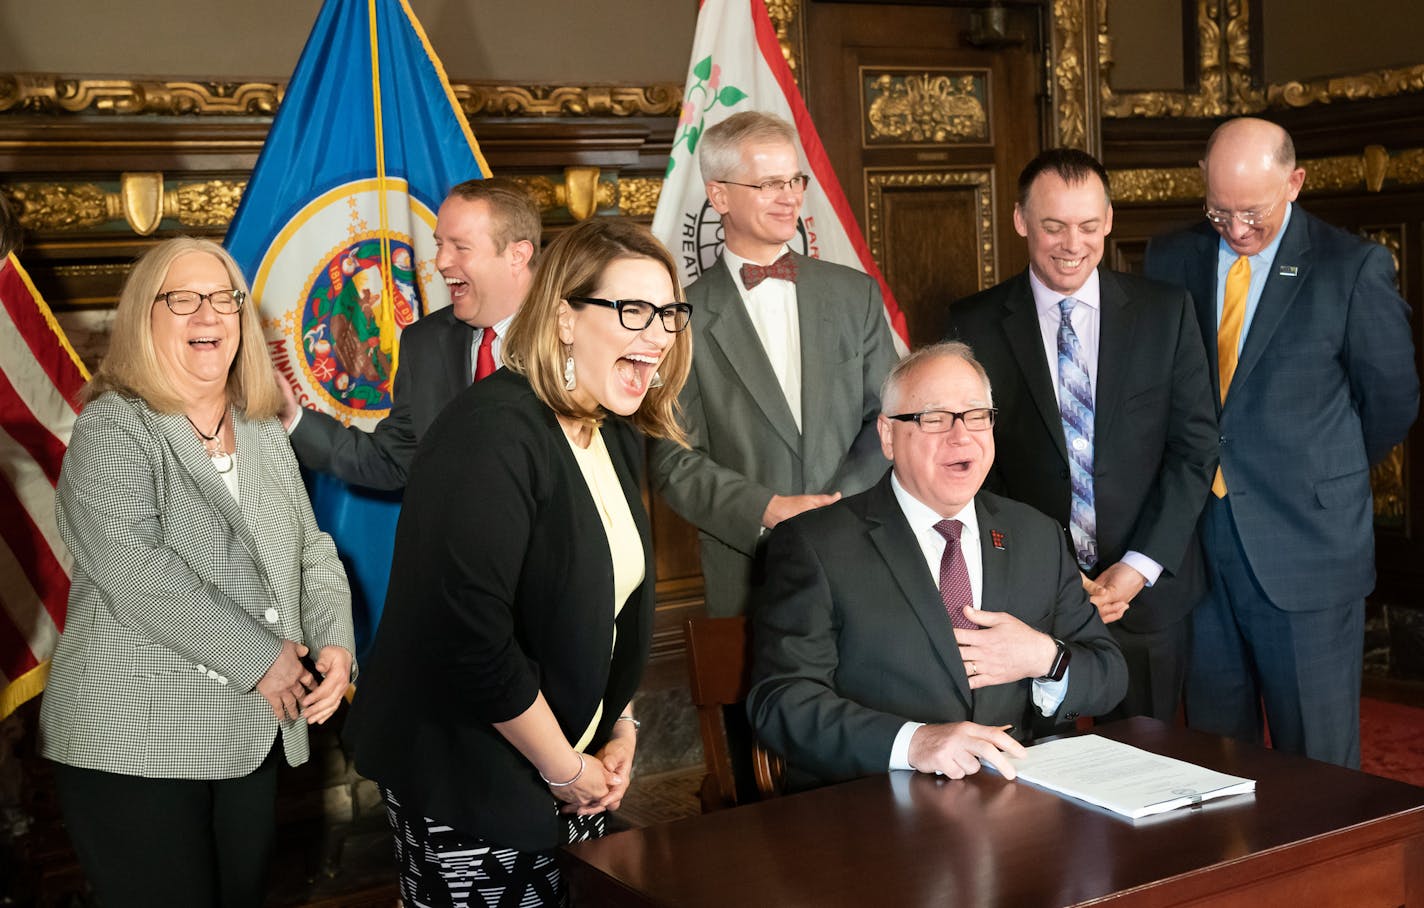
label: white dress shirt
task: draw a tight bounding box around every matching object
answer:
[886,473,1069,771]
[1026,269,1162,587]
[470,312,517,380]
[721,246,802,431]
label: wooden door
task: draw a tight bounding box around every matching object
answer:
[803,1,1048,346]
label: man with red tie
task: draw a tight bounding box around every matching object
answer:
[279,179,539,489]
[652,111,899,617]
[748,343,1126,790]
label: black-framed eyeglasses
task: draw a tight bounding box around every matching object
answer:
[567,297,693,333]
[886,408,997,433]
[155,289,246,315]
[717,174,812,196]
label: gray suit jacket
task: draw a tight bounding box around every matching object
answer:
[39,392,354,779]
[290,306,473,490]
[651,254,898,616]
[747,476,1127,790]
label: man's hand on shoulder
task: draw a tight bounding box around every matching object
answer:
[762,492,842,530]
[907,722,1025,779]
[953,609,1059,689]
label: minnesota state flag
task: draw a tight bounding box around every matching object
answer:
[226,0,488,657]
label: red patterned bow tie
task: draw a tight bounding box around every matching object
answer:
[739,252,799,290]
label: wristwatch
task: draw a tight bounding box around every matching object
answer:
[1037,637,1071,682]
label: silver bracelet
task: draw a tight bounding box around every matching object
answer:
[541,753,585,788]
[616,715,641,730]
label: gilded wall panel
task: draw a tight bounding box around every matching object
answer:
[860,69,990,147]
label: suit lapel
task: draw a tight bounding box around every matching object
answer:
[970,495,1016,723]
[1092,269,1137,442]
[795,255,835,464]
[1000,273,1069,465]
[697,260,801,453]
[863,477,973,705]
[1228,209,1312,405]
[1191,229,1224,405]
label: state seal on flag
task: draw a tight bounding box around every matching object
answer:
[253,179,446,429]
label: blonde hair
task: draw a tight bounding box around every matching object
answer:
[84,237,282,418]
[503,219,691,445]
[446,177,542,267]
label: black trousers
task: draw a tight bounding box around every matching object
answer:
[51,741,282,908]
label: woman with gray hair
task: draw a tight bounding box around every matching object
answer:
[38,237,355,908]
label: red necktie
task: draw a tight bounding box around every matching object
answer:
[933,519,978,630]
[474,328,497,382]
[739,252,799,290]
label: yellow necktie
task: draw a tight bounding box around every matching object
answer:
[1212,255,1251,497]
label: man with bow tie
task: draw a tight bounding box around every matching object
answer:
[748,343,1126,790]
[652,111,898,617]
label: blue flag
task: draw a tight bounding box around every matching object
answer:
[226,0,488,658]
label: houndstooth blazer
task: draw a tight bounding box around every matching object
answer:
[38,392,354,779]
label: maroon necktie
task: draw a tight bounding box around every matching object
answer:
[473,328,497,382]
[739,252,799,290]
[933,519,978,630]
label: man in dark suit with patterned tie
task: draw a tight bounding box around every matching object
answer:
[651,111,898,617]
[1143,118,1418,768]
[277,179,540,489]
[748,343,1126,790]
[947,149,1218,725]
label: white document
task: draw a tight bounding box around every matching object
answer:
[1006,734,1256,819]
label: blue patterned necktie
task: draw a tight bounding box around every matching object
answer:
[1057,297,1097,569]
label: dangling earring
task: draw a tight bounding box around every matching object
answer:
[649,371,665,389]
[564,354,577,391]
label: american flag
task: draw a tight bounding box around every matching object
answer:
[0,252,88,718]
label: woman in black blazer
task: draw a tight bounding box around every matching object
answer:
[345,217,692,905]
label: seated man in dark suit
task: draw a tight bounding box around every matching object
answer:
[277,178,540,488]
[748,342,1127,789]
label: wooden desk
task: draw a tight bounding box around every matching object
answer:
[563,718,1424,906]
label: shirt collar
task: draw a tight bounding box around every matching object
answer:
[1029,266,1101,317]
[890,471,979,540]
[1217,201,1294,267]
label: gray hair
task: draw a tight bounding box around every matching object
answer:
[881,341,993,414]
[699,111,800,182]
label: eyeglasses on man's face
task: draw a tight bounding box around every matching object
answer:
[886,408,998,433]
[1203,188,1286,229]
[716,174,812,197]
[567,297,693,333]
[155,289,246,315]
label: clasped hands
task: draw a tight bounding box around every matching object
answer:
[546,722,638,817]
[255,639,353,724]
[1081,561,1147,624]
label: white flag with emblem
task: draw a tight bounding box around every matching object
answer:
[652,0,909,348]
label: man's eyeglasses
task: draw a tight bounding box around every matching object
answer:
[155,289,246,315]
[567,297,693,333]
[1204,197,1282,229]
[886,408,997,433]
[717,174,812,197]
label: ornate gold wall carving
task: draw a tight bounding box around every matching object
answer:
[1051,0,1093,151]
[618,177,663,217]
[1112,145,1424,203]
[764,0,805,78]
[4,183,112,229]
[864,169,996,290]
[862,71,989,145]
[0,73,683,118]
[1098,0,1424,118]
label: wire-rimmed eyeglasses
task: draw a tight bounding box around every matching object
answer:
[716,174,812,197]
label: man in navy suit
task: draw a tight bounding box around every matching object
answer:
[1144,117,1418,768]
[948,149,1217,725]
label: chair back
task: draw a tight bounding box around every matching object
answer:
[684,616,783,811]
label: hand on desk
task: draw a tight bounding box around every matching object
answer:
[1089,562,1146,624]
[762,492,841,530]
[908,722,1026,780]
[952,608,1059,689]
